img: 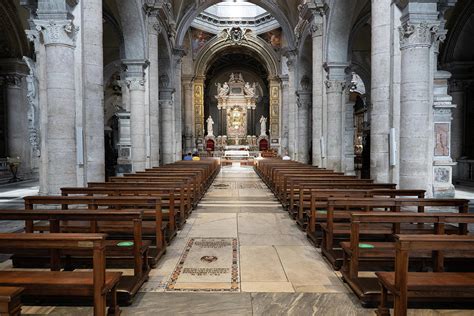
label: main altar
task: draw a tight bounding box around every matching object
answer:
[215,73,257,143]
[202,73,271,162]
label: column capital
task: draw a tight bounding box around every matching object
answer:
[399,21,439,50]
[325,80,346,94]
[125,77,145,91]
[324,62,350,81]
[123,59,149,77]
[173,47,186,65]
[0,74,23,88]
[33,19,79,47]
[283,49,297,71]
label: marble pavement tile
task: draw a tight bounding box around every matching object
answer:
[241,281,294,292]
[239,233,312,246]
[238,213,278,235]
[250,293,369,316]
[240,246,287,282]
[122,293,253,316]
[275,246,335,286]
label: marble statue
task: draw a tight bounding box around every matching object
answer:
[206,115,215,136]
[217,82,229,97]
[244,82,256,97]
[259,116,267,136]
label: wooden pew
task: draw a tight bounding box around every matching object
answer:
[61,187,185,231]
[23,196,166,267]
[340,212,474,306]
[305,189,425,243]
[320,198,469,269]
[0,233,121,316]
[0,209,149,304]
[376,235,474,316]
[0,287,23,316]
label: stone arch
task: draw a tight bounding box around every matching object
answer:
[175,0,295,49]
[325,0,358,64]
[0,0,30,59]
[116,0,147,60]
[194,33,281,79]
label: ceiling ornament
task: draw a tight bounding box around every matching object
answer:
[222,27,252,45]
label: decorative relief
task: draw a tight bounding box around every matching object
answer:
[23,57,41,157]
[194,81,205,138]
[34,20,79,46]
[310,22,323,37]
[399,21,438,50]
[434,167,450,183]
[434,123,450,156]
[223,27,252,45]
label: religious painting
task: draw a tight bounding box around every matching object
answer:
[191,28,214,56]
[434,123,450,156]
[259,28,282,48]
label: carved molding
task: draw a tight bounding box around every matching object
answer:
[310,22,323,38]
[222,27,253,45]
[34,19,79,47]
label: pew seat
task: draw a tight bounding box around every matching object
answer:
[0,286,23,316]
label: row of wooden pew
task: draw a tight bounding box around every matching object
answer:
[0,159,220,316]
[255,159,474,316]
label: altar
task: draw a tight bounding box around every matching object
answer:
[203,73,269,154]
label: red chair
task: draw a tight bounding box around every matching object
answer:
[259,139,268,151]
[206,139,215,152]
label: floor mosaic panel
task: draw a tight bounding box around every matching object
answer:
[166,238,240,292]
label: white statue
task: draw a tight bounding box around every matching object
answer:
[206,116,215,136]
[217,82,229,98]
[244,82,256,97]
[259,116,267,136]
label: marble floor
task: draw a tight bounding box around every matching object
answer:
[1,168,474,315]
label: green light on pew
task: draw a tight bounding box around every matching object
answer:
[117,241,134,247]
[317,210,327,214]
[358,243,375,249]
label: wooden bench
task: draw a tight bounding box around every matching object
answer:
[320,198,469,269]
[376,235,474,316]
[0,287,23,316]
[340,212,474,306]
[0,233,121,316]
[23,196,166,267]
[0,209,149,304]
[305,189,425,244]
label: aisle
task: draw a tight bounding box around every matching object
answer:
[120,166,369,315]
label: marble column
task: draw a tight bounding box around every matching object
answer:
[311,19,324,167]
[148,21,161,167]
[449,80,465,179]
[160,88,175,164]
[296,90,311,163]
[183,75,194,153]
[280,75,289,153]
[398,2,439,190]
[325,65,347,172]
[124,60,148,172]
[286,52,298,160]
[34,18,78,194]
[3,74,29,174]
[344,85,356,175]
[173,49,185,161]
[370,0,391,182]
[82,0,105,182]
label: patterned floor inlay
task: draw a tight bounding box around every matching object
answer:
[166,238,240,292]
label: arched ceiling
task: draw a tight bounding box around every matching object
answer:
[174,0,297,48]
[205,52,269,81]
